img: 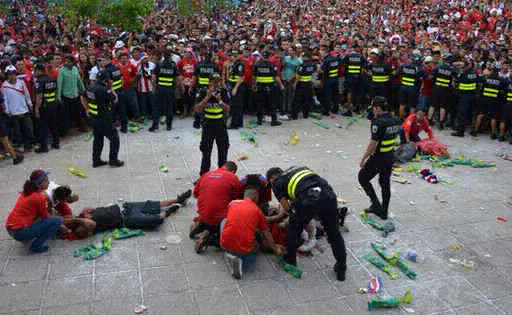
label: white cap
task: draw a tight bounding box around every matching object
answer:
[266,35,273,40]
[424,56,433,63]
[203,35,212,41]
[370,48,380,55]
[114,40,125,49]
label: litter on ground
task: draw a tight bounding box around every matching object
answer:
[68,168,87,178]
[166,234,182,244]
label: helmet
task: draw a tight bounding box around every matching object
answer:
[411,53,421,62]
[4,65,17,74]
[96,70,109,81]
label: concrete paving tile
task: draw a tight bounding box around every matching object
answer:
[1,256,49,284]
[144,291,197,315]
[91,297,142,315]
[284,270,338,303]
[138,243,182,268]
[236,255,280,282]
[94,271,139,301]
[417,229,462,251]
[43,276,92,307]
[493,295,512,315]
[325,264,371,296]
[455,302,505,315]
[428,276,487,308]
[186,260,234,290]
[387,283,451,314]
[49,254,93,279]
[42,303,90,315]
[194,284,247,315]
[0,281,44,313]
[240,279,295,312]
[94,247,138,274]
[142,266,188,296]
[465,270,512,300]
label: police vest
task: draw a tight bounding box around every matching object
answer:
[157,62,176,88]
[347,54,363,76]
[327,57,339,78]
[401,64,418,87]
[370,64,390,83]
[457,71,477,92]
[204,91,224,120]
[375,116,401,154]
[228,61,243,83]
[507,82,512,102]
[87,88,100,117]
[255,61,275,84]
[298,62,315,83]
[434,66,454,88]
[281,166,317,202]
[110,67,123,91]
[42,78,57,106]
[481,75,501,98]
[198,63,216,87]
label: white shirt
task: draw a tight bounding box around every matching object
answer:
[138,61,155,93]
[2,79,32,116]
[89,65,101,81]
[45,181,60,211]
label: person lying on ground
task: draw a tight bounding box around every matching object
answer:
[220,188,285,279]
[190,161,243,253]
[68,190,192,239]
[400,109,434,144]
[5,170,62,253]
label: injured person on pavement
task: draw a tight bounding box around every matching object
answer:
[63,190,192,239]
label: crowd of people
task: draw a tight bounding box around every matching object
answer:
[1,0,512,166]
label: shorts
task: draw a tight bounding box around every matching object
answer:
[0,114,8,138]
[476,97,500,117]
[345,76,362,95]
[121,200,164,229]
[431,88,451,109]
[501,103,512,124]
[417,94,430,112]
[399,87,419,108]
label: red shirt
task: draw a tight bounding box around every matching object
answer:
[403,114,434,140]
[242,55,256,85]
[6,192,50,230]
[421,66,434,96]
[193,168,243,226]
[118,62,137,89]
[220,199,268,255]
[178,58,197,87]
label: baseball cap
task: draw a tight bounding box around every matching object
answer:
[210,73,221,81]
[368,96,388,110]
[424,56,433,63]
[370,48,380,55]
[30,169,49,185]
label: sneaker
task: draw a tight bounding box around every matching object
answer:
[149,125,159,132]
[298,238,317,252]
[160,116,166,125]
[451,131,464,137]
[334,263,346,281]
[469,130,477,137]
[225,252,242,279]
[13,155,24,165]
[177,189,192,205]
[193,122,201,129]
[34,146,49,153]
[364,206,387,220]
[490,133,497,140]
[278,114,289,120]
[195,230,210,253]
[29,245,49,253]
[93,160,108,168]
[52,143,60,149]
[109,160,125,167]
[163,204,180,216]
[166,126,172,131]
[189,222,202,239]
[270,120,282,126]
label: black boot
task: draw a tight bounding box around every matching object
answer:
[35,146,49,153]
[451,131,464,137]
[334,263,346,281]
[109,160,125,167]
[364,205,387,220]
[149,124,159,132]
[490,133,497,140]
[177,189,192,204]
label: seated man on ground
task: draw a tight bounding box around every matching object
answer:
[220,188,285,279]
[44,182,79,218]
[400,109,434,144]
[68,190,191,238]
[240,174,273,214]
[191,161,243,253]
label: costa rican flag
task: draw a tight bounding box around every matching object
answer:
[368,277,383,293]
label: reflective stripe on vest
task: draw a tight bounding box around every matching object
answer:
[401,77,415,86]
[380,137,399,153]
[44,91,56,103]
[287,169,315,201]
[508,92,512,102]
[256,76,275,83]
[459,83,476,91]
[88,103,98,116]
[204,108,223,119]
[228,75,240,83]
[112,79,122,90]
[372,75,389,83]
[199,77,209,86]
[482,87,498,98]
[435,77,450,87]
[328,69,338,77]
[299,75,312,82]
[348,65,361,74]
[158,77,174,87]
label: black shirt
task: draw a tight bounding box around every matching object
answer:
[92,204,123,233]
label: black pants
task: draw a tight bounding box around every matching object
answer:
[189,222,221,246]
[255,85,277,122]
[90,116,120,163]
[152,87,175,128]
[322,78,339,114]
[122,201,164,228]
[358,155,393,214]
[456,93,475,133]
[292,85,312,119]
[285,184,346,268]
[228,83,246,128]
[38,105,59,148]
[112,90,127,131]
[62,96,85,130]
[200,121,229,175]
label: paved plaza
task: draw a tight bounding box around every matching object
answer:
[1,115,512,315]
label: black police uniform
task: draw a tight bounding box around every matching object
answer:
[502,80,512,130]
[342,52,367,98]
[198,88,230,175]
[105,63,126,132]
[253,59,279,124]
[292,60,315,119]
[477,72,506,118]
[454,69,478,134]
[227,59,245,128]
[194,60,220,128]
[358,113,401,218]
[272,166,347,274]
[151,59,179,130]
[87,79,120,164]
[369,62,392,103]
[398,63,426,110]
[431,64,457,111]
[321,54,341,115]
[35,74,59,150]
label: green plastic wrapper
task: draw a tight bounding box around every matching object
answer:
[361,212,385,231]
[240,130,259,146]
[309,112,323,120]
[368,290,413,311]
[112,228,145,240]
[363,253,400,280]
[74,235,112,260]
[371,243,417,280]
[277,257,303,279]
[313,120,330,129]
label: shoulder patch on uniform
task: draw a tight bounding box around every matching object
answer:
[372,125,378,134]
[195,93,200,98]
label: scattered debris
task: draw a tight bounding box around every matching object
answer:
[450,243,462,250]
[403,307,416,313]
[368,276,383,293]
[134,305,147,314]
[364,253,400,280]
[335,123,343,128]
[277,256,303,278]
[382,222,396,237]
[495,151,512,161]
[361,212,385,231]
[367,290,413,311]
[313,120,330,129]
[392,177,410,184]
[388,239,397,246]
[371,243,417,279]
[112,228,144,240]
[409,201,417,206]
[449,258,475,268]
[68,168,87,178]
[357,288,368,294]
[420,169,439,183]
[174,136,180,139]
[237,155,249,161]
[406,252,417,262]
[74,235,112,260]
[290,133,300,145]
[160,245,167,250]
[434,195,447,203]
[176,176,183,180]
[337,198,348,205]
[336,153,348,159]
[166,234,182,244]
[118,198,124,202]
[483,253,491,258]
[240,130,259,146]
[158,165,169,173]
[450,229,458,234]
[84,132,93,141]
[497,216,507,222]
[326,150,331,154]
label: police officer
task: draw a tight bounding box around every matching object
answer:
[253,51,284,126]
[368,49,392,105]
[34,63,60,153]
[226,50,245,129]
[471,63,506,139]
[266,166,347,281]
[321,47,341,116]
[427,53,458,130]
[87,70,124,168]
[194,73,230,176]
[451,61,478,137]
[498,77,512,143]
[193,52,220,129]
[397,53,427,120]
[104,55,126,133]
[359,96,401,220]
[342,43,367,116]
[291,51,315,119]
[149,49,181,132]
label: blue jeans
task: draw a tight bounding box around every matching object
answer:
[418,94,430,112]
[10,216,63,249]
[122,87,140,118]
[138,92,154,118]
[220,219,257,269]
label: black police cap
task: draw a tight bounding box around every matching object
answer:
[97,70,109,81]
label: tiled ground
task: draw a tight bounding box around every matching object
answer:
[0,114,511,314]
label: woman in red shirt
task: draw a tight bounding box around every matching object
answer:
[5,170,63,253]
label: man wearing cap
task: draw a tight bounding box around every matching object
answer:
[104,54,126,133]
[396,53,427,120]
[194,73,230,176]
[428,53,458,130]
[368,49,392,106]
[34,63,59,153]
[359,96,401,221]
[224,50,245,129]
[342,43,367,116]
[320,46,342,116]
[451,61,478,137]
[291,52,314,119]
[87,70,124,168]
[253,51,284,126]
[499,76,512,144]
[193,52,220,129]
